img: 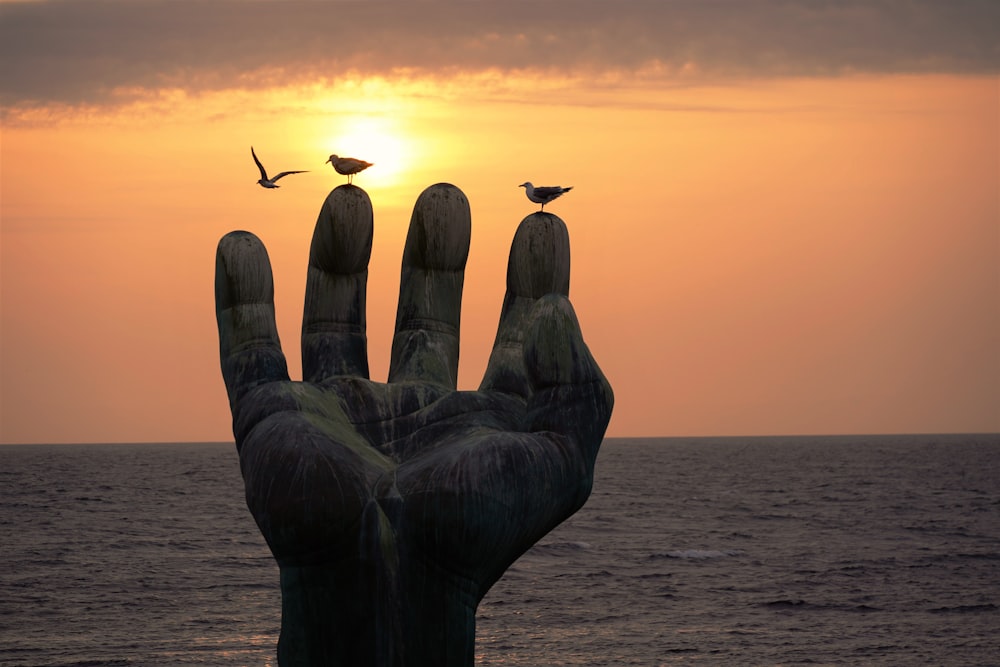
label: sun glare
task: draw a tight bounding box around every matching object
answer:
[326,117,411,188]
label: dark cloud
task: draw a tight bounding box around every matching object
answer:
[1,0,997,107]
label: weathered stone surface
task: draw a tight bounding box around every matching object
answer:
[215,183,613,666]
[389,183,472,388]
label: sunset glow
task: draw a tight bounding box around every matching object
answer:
[1,1,997,444]
[325,116,411,188]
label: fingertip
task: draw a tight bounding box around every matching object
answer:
[405,183,471,271]
[508,213,570,299]
[216,230,273,312]
[310,186,374,274]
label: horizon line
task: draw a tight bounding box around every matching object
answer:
[1,432,998,447]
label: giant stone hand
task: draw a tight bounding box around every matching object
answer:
[214,183,613,666]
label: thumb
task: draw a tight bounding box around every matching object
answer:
[523,294,614,462]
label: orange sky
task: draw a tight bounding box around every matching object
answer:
[1,2,998,443]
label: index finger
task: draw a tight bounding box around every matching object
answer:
[215,231,290,408]
[479,212,570,397]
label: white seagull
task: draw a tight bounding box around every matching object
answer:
[326,154,373,184]
[252,147,308,189]
[519,182,573,211]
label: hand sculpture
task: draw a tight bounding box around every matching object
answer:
[215,183,613,667]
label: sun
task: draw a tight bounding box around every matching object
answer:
[326,117,411,188]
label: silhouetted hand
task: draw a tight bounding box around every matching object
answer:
[215,183,613,667]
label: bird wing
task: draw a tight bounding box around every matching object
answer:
[251,147,269,180]
[340,158,373,173]
[533,186,567,198]
[271,170,309,181]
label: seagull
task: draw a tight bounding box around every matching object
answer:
[519,182,573,211]
[252,146,308,189]
[326,154,373,184]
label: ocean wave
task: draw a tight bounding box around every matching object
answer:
[530,541,592,554]
[762,599,882,613]
[650,549,744,560]
[5,436,999,666]
[929,603,998,614]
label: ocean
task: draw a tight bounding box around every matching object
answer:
[1,435,998,666]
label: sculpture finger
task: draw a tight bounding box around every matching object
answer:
[215,231,290,408]
[524,294,614,462]
[479,212,570,398]
[302,185,374,382]
[388,183,471,388]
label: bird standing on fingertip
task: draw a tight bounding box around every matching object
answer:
[519,182,572,211]
[252,146,308,189]
[326,154,373,184]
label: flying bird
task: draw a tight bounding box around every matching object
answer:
[252,147,308,189]
[326,154,373,183]
[519,182,573,211]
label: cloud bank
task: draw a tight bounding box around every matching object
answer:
[1,0,998,107]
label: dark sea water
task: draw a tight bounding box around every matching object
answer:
[1,435,998,666]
